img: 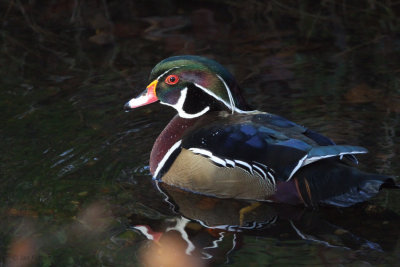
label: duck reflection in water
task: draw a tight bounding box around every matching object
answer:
[132,182,400,265]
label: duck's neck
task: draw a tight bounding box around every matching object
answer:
[149,115,200,175]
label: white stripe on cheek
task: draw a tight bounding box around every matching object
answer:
[161,87,210,119]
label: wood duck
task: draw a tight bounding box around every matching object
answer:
[124,55,397,207]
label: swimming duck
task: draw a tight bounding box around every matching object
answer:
[124,55,397,207]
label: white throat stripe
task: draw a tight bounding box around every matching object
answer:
[161,87,210,119]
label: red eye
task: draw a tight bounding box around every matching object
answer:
[165,75,179,85]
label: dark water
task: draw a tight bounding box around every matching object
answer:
[1,1,400,266]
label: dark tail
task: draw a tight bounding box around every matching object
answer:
[294,160,398,207]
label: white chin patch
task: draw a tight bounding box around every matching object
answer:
[161,87,210,119]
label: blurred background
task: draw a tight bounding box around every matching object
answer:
[1,1,400,266]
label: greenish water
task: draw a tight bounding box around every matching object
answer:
[1,1,400,266]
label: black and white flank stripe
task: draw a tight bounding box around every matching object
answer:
[188,147,276,186]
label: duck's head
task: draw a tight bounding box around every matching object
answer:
[124,55,250,119]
